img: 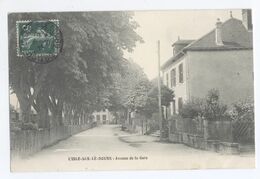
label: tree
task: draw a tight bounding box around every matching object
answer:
[141,84,174,119]
[124,78,174,137]
[9,12,143,128]
[126,78,151,112]
[105,58,148,123]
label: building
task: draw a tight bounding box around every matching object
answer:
[92,109,115,124]
[161,10,253,115]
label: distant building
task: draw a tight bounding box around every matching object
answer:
[161,10,253,115]
[92,109,115,124]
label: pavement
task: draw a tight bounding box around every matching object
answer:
[11,125,255,172]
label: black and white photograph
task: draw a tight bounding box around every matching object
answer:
[7,8,255,172]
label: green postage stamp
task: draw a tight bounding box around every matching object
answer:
[16,19,62,63]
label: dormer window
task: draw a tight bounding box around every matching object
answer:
[172,39,194,57]
[173,47,176,56]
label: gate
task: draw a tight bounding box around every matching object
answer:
[232,121,254,144]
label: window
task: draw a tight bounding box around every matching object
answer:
[179,63,184,83]
[170,68,176,87]
[102,115,107,124]
[163,107,167,120]
[171,100,176,114]
[97,115,100,121]
[165,107,168,119]
[178,98,183,112]
[166,73,169,87]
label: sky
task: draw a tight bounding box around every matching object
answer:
[125,9,243,80]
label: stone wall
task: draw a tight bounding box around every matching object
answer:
[169,119,240,154]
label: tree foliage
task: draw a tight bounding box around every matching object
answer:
[9,12,143,127]
[140,84,174,118]
[123,75,174,119]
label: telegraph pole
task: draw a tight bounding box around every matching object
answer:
[157,40,163,141]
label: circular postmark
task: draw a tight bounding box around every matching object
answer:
[16,19,63,64]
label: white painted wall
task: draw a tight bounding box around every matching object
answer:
[92,109,114,124]
[163,55,188,114]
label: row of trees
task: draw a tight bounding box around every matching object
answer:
[9,12,143,128]
[9,11,175,130]
[108,59,174,133]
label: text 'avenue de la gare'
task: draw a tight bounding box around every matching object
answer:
[68,156,149,161]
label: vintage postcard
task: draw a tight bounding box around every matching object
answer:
[9,9,255,172]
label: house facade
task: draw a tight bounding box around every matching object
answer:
[92,109,115,124]
[161,10,253,115]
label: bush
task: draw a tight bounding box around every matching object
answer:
[174,89,253,122]
[203,103,230,121]
[179,98,204,119]
[229,99,254,122]
[203,89,231,121]
[179,89,231,121]
[91,121,97,127]
[20,122,38,130]
[10,121,22,131]
[169,113,183,121]
[148,113,160,132]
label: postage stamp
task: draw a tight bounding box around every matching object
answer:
[16,19,62,63]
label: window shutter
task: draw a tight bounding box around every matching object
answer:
[166,73,169,87]
[179,63,183,83]
[178,98,183,111]
[171,68,176,87]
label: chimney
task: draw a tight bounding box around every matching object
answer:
[215,18,224,46]
[172,36,180,55]
[242,9,252,31]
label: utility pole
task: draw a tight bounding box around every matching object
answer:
[157,40,163,141]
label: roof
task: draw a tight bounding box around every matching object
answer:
[161,51,185,70]
[161,18,253,70]
[172,40,194,46]
[184,18,253,51]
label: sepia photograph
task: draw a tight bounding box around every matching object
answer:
[8,9,255,172]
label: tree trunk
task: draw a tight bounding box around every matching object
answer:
[20,104,31,123]
[145,118,148,134]
[48,97,63,126]
[15,91,31,123]
[141,118,144,135]
[38,99,50,129]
